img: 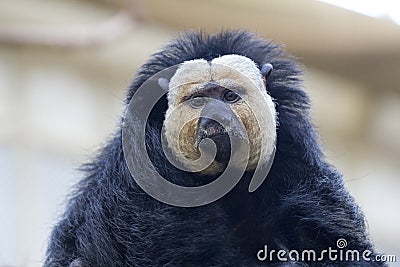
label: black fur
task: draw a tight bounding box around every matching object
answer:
[45,30,385,266]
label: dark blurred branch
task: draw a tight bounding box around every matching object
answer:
[0,12,136,48]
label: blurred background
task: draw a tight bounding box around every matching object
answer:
[0,0,399,266]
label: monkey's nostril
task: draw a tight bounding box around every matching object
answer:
[198,117,224,133]
[196,117,229,146]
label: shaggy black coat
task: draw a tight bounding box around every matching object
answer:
[45,30,385,266]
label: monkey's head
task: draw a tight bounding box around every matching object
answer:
[160,54,276,175]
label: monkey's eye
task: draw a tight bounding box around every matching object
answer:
[190,96,206,108]
[223,90,240,103]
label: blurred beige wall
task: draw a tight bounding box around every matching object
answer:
[0,0,399,266]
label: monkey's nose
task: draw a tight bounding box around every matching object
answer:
[198,117,221,133]
[198,116,231,134]
[196,116,230,146]
[196,116,232,163]
[199,113,232,129]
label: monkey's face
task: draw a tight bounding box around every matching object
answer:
[162,55,276,175]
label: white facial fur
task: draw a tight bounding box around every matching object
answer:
[164,54,277,173]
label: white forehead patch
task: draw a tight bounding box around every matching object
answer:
[211,55,264,91]
[169,58,210,89]
[168,55,265,102]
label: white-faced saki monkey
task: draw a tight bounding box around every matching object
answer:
[45,30,385,267]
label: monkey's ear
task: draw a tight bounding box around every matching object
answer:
[158,78,170,91]
[261,63,273,85]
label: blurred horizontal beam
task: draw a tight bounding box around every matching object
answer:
[0,12,135,48]
[123,0,400,92]
[130,0,400,55]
